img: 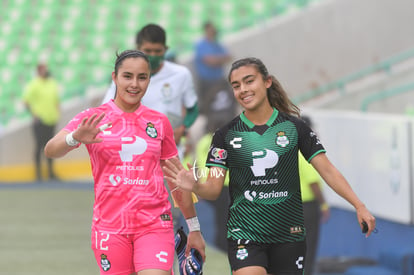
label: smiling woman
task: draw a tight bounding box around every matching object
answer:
[43,49,206,275]
[111,50,151,113]
[163,57,376,275]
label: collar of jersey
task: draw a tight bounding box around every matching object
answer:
[240,108,278,128]
[109,100,144,115]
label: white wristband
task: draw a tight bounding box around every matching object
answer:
[186,216,201,232]
[65,132,80,147]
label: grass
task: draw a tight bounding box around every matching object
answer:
[0,183,230,275]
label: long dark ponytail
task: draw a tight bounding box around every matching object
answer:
[228,57,300,117]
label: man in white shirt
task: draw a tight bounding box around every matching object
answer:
[102,24,199,147]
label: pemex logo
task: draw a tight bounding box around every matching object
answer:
[119,136,147,162]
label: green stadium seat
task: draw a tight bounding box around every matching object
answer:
[0,0,320,127]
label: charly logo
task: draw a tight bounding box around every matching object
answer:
[156,251,168,263]
[119,136,147,162]
[100,254,111,271]
[230,137,242,148]
[244,190,257,202]
[109,175,121,186]
[296,256,304,269]
[310,131,322,145]
[250,149,278,177]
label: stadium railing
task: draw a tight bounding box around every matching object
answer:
[293,47,414,105]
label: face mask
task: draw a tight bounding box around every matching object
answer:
[148,55,164,72]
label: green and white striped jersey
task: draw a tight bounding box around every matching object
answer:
[206,109,326,243]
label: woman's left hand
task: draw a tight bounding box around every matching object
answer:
[186,231,206,262]
[163,158,196,192]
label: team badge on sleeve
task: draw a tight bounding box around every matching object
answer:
[100,254,111,271]
[146,122,158,138]
[276,131,289,147]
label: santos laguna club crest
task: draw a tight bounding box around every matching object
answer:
[146,122,158,138]
[100,254,111,271]
[276,131,289,147]
[236,240,249,260]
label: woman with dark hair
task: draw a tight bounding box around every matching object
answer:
[164,57,375,275]
[45,50,205,275]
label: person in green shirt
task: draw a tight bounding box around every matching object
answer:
[23,63,60,181]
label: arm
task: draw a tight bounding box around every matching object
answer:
[202,54,232,67]
[183,104,199,128]
[172,104,199,145]
[310,153,376,236]
[161,157,206,260]
[44,113,107,158]
[163,158,226,200]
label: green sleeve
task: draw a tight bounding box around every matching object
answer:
[183,104,199,128]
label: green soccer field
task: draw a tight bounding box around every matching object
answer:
[0,183,230,275]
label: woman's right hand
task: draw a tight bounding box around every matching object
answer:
[72,113,109,144]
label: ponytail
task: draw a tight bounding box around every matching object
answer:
[267,75,300,117]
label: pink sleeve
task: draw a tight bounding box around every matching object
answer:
[160,116,178,160]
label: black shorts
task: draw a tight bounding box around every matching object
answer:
[227,238,306,274]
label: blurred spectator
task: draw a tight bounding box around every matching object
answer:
[194,21,236,124]
[300,115,330,275]
[22,63,60,181]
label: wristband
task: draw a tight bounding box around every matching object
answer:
[65,132,80,147]
[186,216,201,232]
[320,202,329,211]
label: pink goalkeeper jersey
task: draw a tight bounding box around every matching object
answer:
[64,101,178,234]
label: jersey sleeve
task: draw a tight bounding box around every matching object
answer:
[205,128,228,169]
[297,119,326,162]
[160,115,178,160]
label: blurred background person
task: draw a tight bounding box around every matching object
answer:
[299,115,330,275]
[22,63,60,182]
[194,21,236,128]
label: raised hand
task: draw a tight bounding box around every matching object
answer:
[163,158,196,192]
[72,113,111,144]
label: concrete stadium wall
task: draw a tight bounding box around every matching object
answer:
[218,0,414,97]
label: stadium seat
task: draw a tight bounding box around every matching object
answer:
[0,0,320,127]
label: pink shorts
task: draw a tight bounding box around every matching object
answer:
[91,227,175,274]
